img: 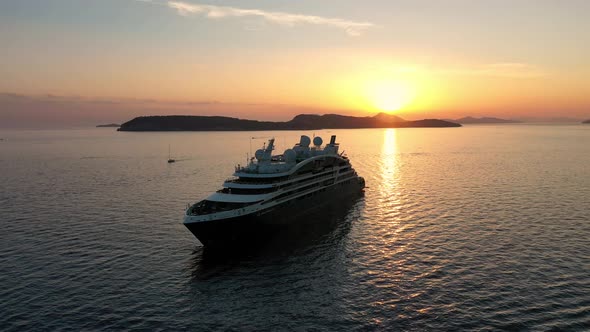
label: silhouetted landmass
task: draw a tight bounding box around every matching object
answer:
[516,116,585,123]
[583,119,590,124]
[118,113,461,131]
[454,116,520,124]
[96,123,120,127]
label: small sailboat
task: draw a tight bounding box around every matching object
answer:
[167,144,175,163]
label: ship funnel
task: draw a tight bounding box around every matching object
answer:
[329,135,336,145]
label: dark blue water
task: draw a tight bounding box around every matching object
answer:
[1,126,589,330]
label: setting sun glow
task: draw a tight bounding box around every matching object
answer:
[366,80,415,113]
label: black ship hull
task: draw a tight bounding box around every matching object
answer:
[184,179,364,247]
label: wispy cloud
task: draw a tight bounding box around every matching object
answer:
[140,0,374,36]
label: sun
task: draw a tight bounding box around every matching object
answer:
[366,79,415,113]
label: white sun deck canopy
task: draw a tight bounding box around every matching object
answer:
[235,135,341,175]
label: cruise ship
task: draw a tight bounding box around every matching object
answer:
[183,135,365,247]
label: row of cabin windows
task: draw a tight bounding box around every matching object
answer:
[292,157,348,176]
[272,174,356,203]
[271,170,341,198]
[232,176,289,184]
[219,187,277,195]
[337,172,355,182]
[231,165,332,185]
[279,171,335,189]
[338,178,357,187]
[225,166,348,195]
[282,187,329,206]
[271,182,321,202]
[222,171,333,195]
[295,178,354,201]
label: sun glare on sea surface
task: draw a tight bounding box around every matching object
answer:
[366,79,415,113]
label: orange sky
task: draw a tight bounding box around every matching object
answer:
[1,1,589,127]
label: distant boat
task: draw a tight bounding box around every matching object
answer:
[167,145,175,163]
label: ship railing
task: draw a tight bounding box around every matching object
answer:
[187,202,247,216]
[234,162,260,173]
[224,177,288,185]
[225,178,274,185]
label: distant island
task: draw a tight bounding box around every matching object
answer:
[452,116,520,124]
[583,119,590,124]
[96,123,120,128]
[117,113,461,131]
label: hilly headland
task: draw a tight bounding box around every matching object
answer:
[96,123,121,128]
[117,113,461,131]
[452,116,520,124]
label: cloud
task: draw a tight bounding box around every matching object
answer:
[158,1,373,36]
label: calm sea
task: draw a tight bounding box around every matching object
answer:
[1,125,589,331]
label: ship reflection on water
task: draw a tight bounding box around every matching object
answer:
[188,194,365,280]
